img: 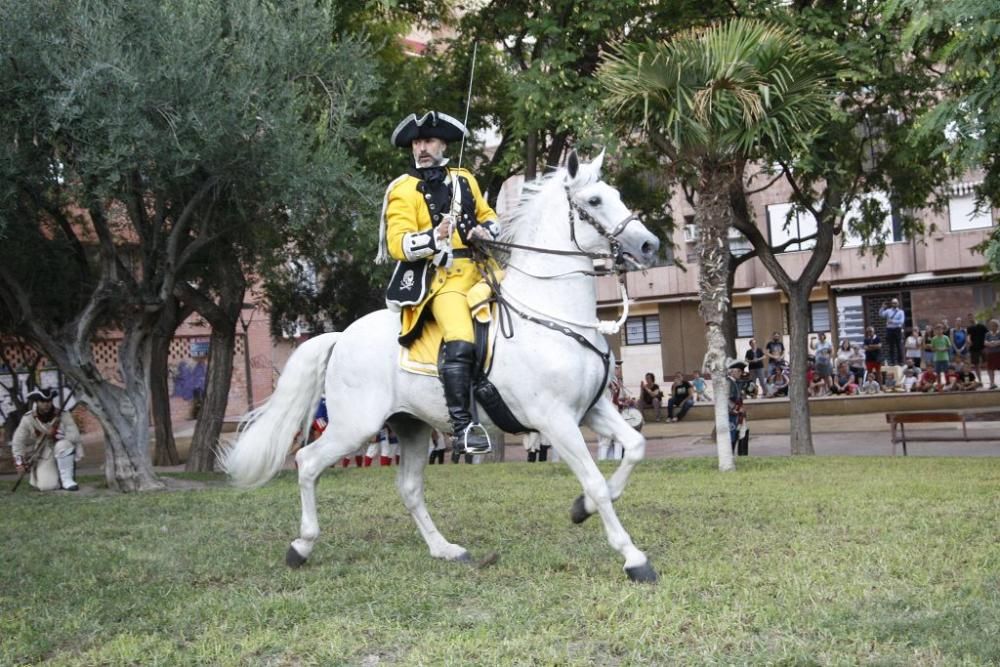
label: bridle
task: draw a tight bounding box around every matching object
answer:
[474,184,645,413]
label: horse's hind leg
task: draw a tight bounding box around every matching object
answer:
[287,429,366,568]
[543,419,656,583]
[390,417,471,562]
[575,399,647,523]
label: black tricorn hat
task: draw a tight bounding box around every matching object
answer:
[390,111,468,148]
[26,387,58,402]
[728,361,747,371]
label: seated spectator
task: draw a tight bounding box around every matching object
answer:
[861,373,881,394]
[901,360,919,392]
[830,363,858,395]
[765,363,789,398]
[691,370,710,402]
[666,372,695,422]
[810,332,834,391]
[807,361,829,397]
[954,363,981,391]
[639,372,665,421]
[941,364,960,391]
[912,367,939,392]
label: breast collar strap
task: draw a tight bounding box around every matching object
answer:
[477,262,612,415]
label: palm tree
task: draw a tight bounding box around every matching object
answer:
[599,18,840,470]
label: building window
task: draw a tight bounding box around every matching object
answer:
[948,193,993,231]
[842,190,905,246]
[810,302,831,333]
[767,203,817,252]
[735,308,754,338]
[624,315,660,345]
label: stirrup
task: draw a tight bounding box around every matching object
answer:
[454,423,492,455]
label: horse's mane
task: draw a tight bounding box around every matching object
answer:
[499,162,601,245]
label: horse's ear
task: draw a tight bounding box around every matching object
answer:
[593,148,605,174]
[566,150,580,180]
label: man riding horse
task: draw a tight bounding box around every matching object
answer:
[377,111,500,455]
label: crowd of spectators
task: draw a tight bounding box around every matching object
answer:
[636,309,998,414]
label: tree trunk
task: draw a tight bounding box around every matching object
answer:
[695,167,737,472]
[786,287,816,454]
[185,326,235,472]
[63,328,165,492]
[150,330,179,466]
[525,131,537,180]
[150,297,193,466]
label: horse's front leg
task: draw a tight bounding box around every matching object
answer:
[575,399,647,524]
[543,419,657,583]
[391,419,471,562]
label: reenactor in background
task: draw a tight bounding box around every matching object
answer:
[11,387,83,491]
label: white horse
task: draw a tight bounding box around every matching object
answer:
[221,151,661,582]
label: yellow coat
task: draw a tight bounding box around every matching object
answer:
[385,168,498,344]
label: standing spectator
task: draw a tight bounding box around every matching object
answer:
[597,361,628,460]
[966,313,989,381]
[428,429,447,465]
[863,326,882,384]
[810,332,834,394]
[950,317,969,364]
[921,325,935,369]
[522,432,552,462]
[878,297,906,365]
[765,331,786,376]
[835,339,855,375]
[983,319,1000,390]
[726,361,748,455]
[847,340,866,385]
[904,326,923,369]
[929,324,952,386]
[639,372,665,422]
[744,339,767,397]
[666,372,695,422]
[831,362,858,395]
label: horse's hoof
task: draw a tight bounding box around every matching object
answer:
[570,495,593,524]
[285,545,308,569]
[625,560,658,584]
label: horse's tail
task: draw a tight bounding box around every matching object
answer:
[220,332,340,488]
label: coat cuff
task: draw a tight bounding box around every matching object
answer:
[402,230,437,261]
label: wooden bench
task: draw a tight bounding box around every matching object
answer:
[885,410,1000,456]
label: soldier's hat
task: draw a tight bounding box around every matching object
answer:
[728,361,747,371]
[390,111,468,148]
[26,387,58,402]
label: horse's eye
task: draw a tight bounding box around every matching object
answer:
[588,196,601,207]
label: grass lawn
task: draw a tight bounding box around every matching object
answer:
[2,457,998,666]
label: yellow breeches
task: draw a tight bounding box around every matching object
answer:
[430,291,475,343]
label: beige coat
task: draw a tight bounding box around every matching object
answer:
[11,408,82,491]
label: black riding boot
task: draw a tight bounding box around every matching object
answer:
[439,341,491,455]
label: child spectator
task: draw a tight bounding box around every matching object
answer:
[863,326,882,384]
[941,364,960,392]
[913,367,939,392]
[950,317,969,364]
[929,324,952,383]
[691,370,710,402]
[902,361,919,392]
[807,361,829,397]
[954,363,981,391]
[904,327,923,369]
[861,373,881,394]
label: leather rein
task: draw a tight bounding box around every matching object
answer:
[475,187,640,414]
